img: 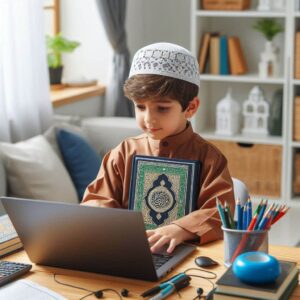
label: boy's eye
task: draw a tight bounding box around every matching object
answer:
[136,105,145,111]
[157,106,170,112]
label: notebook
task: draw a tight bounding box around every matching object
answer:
[0,197,196,281]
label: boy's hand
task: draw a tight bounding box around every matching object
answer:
[146,224,197,254]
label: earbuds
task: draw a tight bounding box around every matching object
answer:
[94,288,129,299]
[192,287,204,300]
[120,288,130,297]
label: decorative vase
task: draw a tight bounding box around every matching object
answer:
[257,0,271,11]
[268,89,283,136]
[258,41,279,78]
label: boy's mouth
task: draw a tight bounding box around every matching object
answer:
[148,128,161,132]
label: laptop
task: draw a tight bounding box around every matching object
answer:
[0,197,196,281]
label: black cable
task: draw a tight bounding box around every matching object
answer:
[53,273,123,300]
[183,267,217,299]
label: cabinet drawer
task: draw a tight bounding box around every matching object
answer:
[209,140,282,198]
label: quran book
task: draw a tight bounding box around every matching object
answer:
[215,260,298,300]
[129,155,201,230]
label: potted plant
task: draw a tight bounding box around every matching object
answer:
[46,33,80,85]
[253,19,283,41]
[253,19,284,77]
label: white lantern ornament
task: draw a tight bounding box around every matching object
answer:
[215,88,240,136]
[242,86,269,136]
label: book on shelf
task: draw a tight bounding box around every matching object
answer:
[228,36,247,75]
[0,214,23,257]
[295,32,300,79]
[198,32,211,73]
[219,35,229,75]
[210,35,220,74]
[128,155,201,230]
[214,260,299,300]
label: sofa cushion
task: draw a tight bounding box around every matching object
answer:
[0,135,78,203]
[56,129,101,200]
[44,123,87,161]
[0,151,6,197]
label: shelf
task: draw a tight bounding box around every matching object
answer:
[199,130,284,145]
[200,74,285,84]
[195,10,286,18]
[50,84,106,108]
[294,12,300,18]
[291,141,300,147]
[292,79,300,85]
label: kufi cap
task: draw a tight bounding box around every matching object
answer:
[129,42,200,87]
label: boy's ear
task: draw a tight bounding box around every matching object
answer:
[185,97,200,118]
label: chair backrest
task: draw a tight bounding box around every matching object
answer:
[232,177,249,221]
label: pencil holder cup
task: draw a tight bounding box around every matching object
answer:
[222,227,269,268]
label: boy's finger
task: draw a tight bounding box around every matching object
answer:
[148,233,161,244]
[146,230,155,237]
[150,236,170,253]
[167,239,177,254]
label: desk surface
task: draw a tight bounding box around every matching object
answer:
[5,241,300,299]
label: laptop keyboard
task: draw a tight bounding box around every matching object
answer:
[152,253,173,269]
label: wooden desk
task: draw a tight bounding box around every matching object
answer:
[5,241,300,299]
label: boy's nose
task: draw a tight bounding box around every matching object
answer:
[144,110,156,125]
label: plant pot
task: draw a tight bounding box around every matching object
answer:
[49,66,63,85]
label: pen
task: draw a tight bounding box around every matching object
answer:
[148,275,191,300]
[149,284,174,300]
[141,273,189,297]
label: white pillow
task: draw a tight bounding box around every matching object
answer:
[0,135,78,203]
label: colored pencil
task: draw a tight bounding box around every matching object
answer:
[225,201,235,229]
[216,198,227,228]
[247,199,263,231]
[236,198,243,230]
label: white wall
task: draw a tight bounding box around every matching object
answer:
[60,0,191,85]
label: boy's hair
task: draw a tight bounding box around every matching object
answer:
[124,74,199,111]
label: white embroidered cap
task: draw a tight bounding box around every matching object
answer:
[129,42,200,87]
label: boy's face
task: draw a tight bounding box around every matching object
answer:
[133,97,199,140]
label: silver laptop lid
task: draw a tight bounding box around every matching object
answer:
[1,197,195,281]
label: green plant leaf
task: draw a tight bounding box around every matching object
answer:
[253,19,284,41]
[46,33,80,67]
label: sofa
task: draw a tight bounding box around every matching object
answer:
[0,116,141,214]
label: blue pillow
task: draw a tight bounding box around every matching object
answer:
[56,129,101,200]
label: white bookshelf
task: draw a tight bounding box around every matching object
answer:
[191,0,300,206]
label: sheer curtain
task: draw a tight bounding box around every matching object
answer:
[0,0,53,143]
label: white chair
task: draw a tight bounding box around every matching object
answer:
[232,177,249,221]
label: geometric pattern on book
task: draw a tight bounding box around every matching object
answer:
[129,155,201,229]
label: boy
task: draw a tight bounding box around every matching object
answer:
[82,42,234,254]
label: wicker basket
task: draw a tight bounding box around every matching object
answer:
[201,0,251,10]
[210,140,282,198]
[294,97,300,141]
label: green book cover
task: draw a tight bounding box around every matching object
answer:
[128,155,201,230]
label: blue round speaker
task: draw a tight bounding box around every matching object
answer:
[232,252,281,284]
